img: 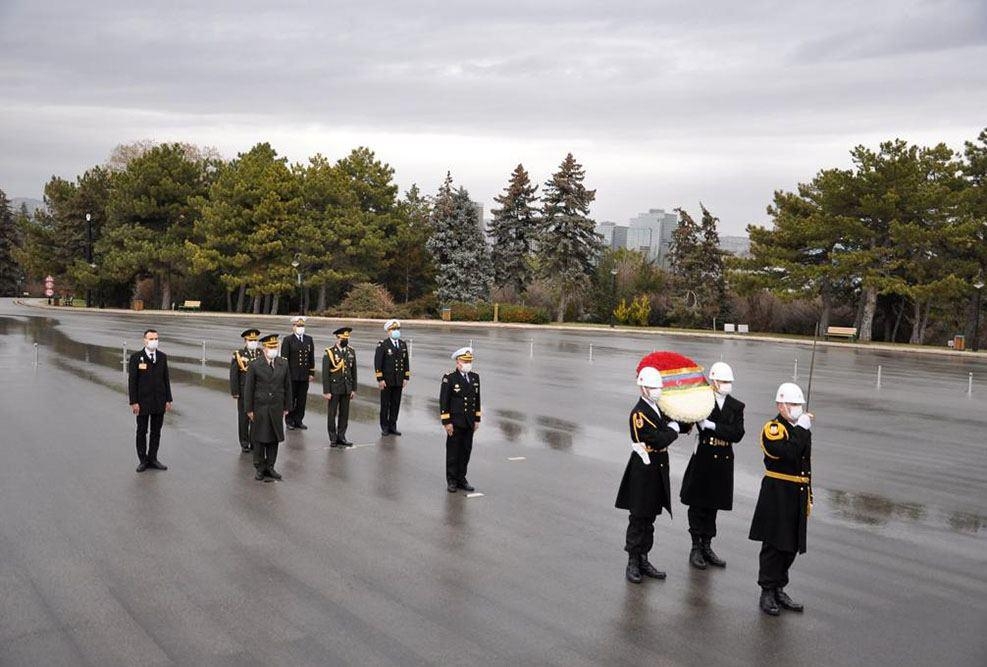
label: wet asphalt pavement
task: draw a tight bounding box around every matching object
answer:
[0,299,985,666]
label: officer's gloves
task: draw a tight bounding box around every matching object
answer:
[631,442,651,465]
[667,420,680,433]
[700,419,716,431]
[796,413,812,430]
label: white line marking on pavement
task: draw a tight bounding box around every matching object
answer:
[466,493,484,498]
[507,456,526,461]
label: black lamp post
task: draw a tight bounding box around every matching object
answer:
[974,277,984,352]
[85,213,93,307]
[609,268,618,327]
[291,253,304,315]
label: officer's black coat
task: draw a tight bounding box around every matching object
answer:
[615,398,679,518]
[322,345,357,395]
[680,394,745,510]
[374,338,410,387]
[281,333,316,381]
[439,369,481,428]
[748,414,812,554]
[127,349,173,415]
[243,356,292,443]
[229,347,261,396]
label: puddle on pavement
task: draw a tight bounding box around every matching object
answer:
[826,488,984,535]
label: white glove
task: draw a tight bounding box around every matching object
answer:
[667,421,680,433]
[701,419,716,431]
[631,442,651,465]
[796,413,812,430]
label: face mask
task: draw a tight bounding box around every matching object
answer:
[145,339,159,351]
[716,382,732,395]
[246,340,259,351]
[390,329,401,340]
[460,363,472,373]
[647,387,662,401]
[788,405,804,420]
[295,327,305,336]
[265,348,279,360]
[338,339,348,347]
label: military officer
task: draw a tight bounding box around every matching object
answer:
[439,347,481,493]
[127,329,173,472]
[749,382,813,616]
[680,361,745,569]
[229,328,262,452]
[374,318,410,436]
[244,334,292,482]
[322,326,357,447]
[615,362,681,583]
[281,315,315,430]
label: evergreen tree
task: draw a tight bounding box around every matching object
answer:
[698,204,729,319]
[538,153,602,321]
[667,207,705,326]
[385,184,435,303]
[489,163,539,296]
[426,173,491,303]
[0,189,22,295]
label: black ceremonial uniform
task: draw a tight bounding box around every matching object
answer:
[615,398,679,556]
[749,416,812,590]
[243,355,292,477]
[128,349,173,466]
[230,346,261,451]
[375,337,410,434]
[680,394,746,538]
[439,369,481,486]
[281,332,316,428]
[322,344,357,445]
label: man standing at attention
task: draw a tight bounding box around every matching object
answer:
[128,329,173,473]
[281,315,315,430]
[323,327,357,447]
[244,334,292,482]
[229,328,262,453]
[374,318,410,437]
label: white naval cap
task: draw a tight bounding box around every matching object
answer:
[290,315,307,324]
[384,319,401,331]
[451,346,474,361]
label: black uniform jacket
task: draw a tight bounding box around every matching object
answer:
[439,370,481,428]
[128,350,173,415]
[374,338,410,387]
[615,398,679,517]
[229,347,261,396]
[322,345,357,395]
[281,334,316,382]
[243,356,293,443]
[680,394,746,510]
[748,415,812,554]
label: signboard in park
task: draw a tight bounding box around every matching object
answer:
[44,275,55,297]
[45,288,54,297]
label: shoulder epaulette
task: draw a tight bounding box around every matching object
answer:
[759,420,786,460]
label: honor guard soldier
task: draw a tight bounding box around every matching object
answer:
[749,382,813,616]
[128,329,173,472]
[439,347,481,493]
[615,360,682,583]
[322,327,357,447]
[680,361,745,569]
[374,319,410,436]
[281,315,315,430]
[230,328,262,452]
[244,334,292,482]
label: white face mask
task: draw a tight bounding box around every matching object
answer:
[716,382,732,395]
[145,339,159,351]
[390,329,401,340]
[460,363,472,373]
[646,387,662,401]
[788,404,804,420]
[246,340,259,351]
[265,348,279,360]
[295,327,305,336]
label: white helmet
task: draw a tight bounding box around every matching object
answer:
[708,362,734,382]
[775,382,805,404]
[636,367,663,388]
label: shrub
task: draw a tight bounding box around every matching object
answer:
[333,283,396,318]
[497,303,551,324]
[394,293,440,319]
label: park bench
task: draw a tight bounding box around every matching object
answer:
[825,326,857,341]
[178,300,202,311]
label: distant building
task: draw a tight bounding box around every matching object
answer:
[719,235,751,257]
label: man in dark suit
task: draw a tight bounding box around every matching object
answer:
[280,315,315,430]
[244,334,292,481]
[680,361,745,569]
[322,327,357,447]
[374,318,410,436]
[229,328,262,453]
[127,329,173,472]
[439,346,481,493]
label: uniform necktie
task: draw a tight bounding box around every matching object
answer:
[150,353,156,364]
[462,372,469,384]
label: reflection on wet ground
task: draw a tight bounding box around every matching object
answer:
[827,489,984,534]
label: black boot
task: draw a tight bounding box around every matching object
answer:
[638,554,666,580]
[689,536,707,569]
[701,538,726,567]
[774,588,804,612]
[759,588,780,616]
[625,554,642,584]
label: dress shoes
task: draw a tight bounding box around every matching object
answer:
[255,470,266,481]
[760,588,781,616]
[625,555,642,584]
[340,439,354,447]
[267,469,283,480]
[457,480,475,492]
[148,460,168,470]
[389,429,402,436]
[240,444,252,453]
[296,423,308,430]
[701,539,726,567]
[286,423,297,430]
[689,546,708,570]
[136,462,149,473]
[638,555,666,579]
[774,588,804,612]
[447,481,458,493]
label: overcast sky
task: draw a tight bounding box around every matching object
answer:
[1,0,985,234]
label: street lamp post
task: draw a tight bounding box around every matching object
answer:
[291,253,304,315]
[609,269,618,328]
[974,277,985,352]
[85,213,93,307]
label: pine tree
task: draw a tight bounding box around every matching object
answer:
[426,173,491,304]
[538,153,602,321]
[667,207,709,327]
[489,163,539,296]
[0,188,22,295]
[698,204,728,319]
